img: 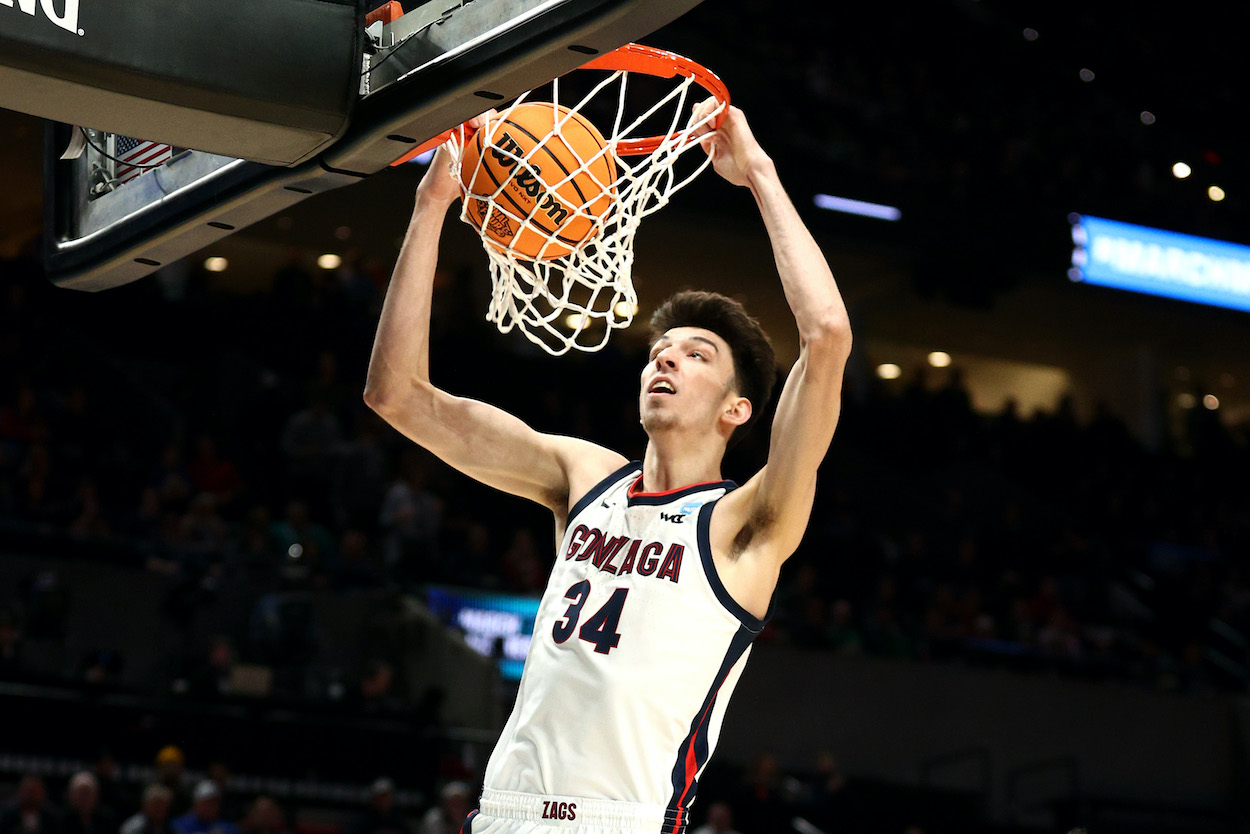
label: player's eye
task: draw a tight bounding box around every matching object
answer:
[691,351,704,360]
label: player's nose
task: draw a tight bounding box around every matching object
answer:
[654,347,678,369]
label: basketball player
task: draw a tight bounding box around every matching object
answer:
[364,99,852,833]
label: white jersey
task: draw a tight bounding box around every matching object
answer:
[481,461,770,833]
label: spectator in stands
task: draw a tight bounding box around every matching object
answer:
[90,753,130,821]
[78,648,125,686]
[732,753,788,834]
[67,478,110,539]
[279,395,343,505]
[0,776,62,834]
[418,783,469,834]
[63,772,115,834]
[17,442,62,529]
[204,764,246,825]
[121,487,167,557]
[186,637,236,698]
[171,782,239,834]
[352,778,410,834]
[175,493,230,567]
[356,659,403,714]
[187,435,242,511]
[120,786,173,834]
[378,450,443,586]
[802,749,849,831]
[826,599,863,655]
[269,500,335,577]
[237,797,283,834]
[151,441,193,515]
[332,413,388,531]
[153,747,191,817]
[691,803,741,834]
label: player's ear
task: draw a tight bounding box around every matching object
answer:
[722,395,751,429]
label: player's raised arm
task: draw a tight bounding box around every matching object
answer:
[363,133,625,514]
[695,103,853,566]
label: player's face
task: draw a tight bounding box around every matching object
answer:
[640,327,740,435]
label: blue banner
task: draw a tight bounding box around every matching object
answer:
[1071,214,1250,313]
[426,586,541,681]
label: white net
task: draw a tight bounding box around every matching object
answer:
[447,61,725,355]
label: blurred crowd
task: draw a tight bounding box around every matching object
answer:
[0,745,948,834]
[0,747,477,834]
[2,0,1250,708]
[1,236,1249,699]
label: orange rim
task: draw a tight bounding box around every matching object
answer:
[579,43,730,156]
[390,43,728,166]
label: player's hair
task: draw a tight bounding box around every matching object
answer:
[649,290,777,446]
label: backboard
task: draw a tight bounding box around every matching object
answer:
[35,0,708,291]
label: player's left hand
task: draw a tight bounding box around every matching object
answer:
[417,110,496,208]
[689,99,771,188]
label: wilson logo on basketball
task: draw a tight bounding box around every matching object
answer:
[490,132,570,225]
[3,0,84,36]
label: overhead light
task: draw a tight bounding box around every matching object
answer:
[612,300,639,318]
[1172,162,1191,179]
[1140,111,1156,125]
[1022,28,1039,41]
[1177,393,1196,409]
[411,149,436,165]
[813,193,902,221]
[1208,185,1226,202]
[927,351,952,368]
[876,363,902,380]
[564,312,590,331]
[1203,394,1220,410]
[317,253,342,270]
[203,257,228,273]
[1079,68,1095,82]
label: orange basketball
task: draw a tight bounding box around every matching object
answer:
[459,103,617,260]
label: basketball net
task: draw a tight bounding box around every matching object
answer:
[446,46,727,355]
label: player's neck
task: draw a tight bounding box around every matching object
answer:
[640,436,724,494]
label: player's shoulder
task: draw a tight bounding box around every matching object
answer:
[546,435,630,515]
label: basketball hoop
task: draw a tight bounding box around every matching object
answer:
[413,44,729,355]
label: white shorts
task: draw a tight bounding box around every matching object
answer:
[463,788,681,834]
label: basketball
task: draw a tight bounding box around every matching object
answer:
[459,103,617,260]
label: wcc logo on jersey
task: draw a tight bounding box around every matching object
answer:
[660,499,706,524]
[3,0,84,35]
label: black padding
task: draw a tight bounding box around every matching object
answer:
[1,0,363,165]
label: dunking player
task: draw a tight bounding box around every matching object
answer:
[364,99,852,834]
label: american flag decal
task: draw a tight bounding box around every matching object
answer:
[114,136,173,183]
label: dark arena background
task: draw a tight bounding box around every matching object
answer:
[2,2,1250,834]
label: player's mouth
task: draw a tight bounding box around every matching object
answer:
[647,379,676,397]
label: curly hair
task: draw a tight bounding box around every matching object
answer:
[649,290,777,446]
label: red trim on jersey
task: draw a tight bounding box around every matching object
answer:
[628,474,726,498]
[670,680,727,833]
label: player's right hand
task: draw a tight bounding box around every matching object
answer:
[416,111,496,208]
